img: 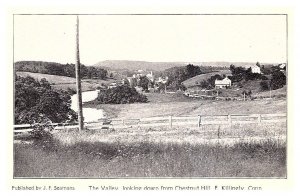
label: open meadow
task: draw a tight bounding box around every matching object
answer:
[85,92,286,119]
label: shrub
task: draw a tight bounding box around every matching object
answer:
[29,118,56,149]
[260,81,269,91]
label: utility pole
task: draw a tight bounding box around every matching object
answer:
[75,15,84,131]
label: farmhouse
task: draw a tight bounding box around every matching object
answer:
[245,65,261,74]
[215,77,231,89]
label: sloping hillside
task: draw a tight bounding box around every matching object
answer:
[182,70,232,88]
[16,72,114,92]
[15,61,107,79]
[16,72,75,84]
[94,60,186,71]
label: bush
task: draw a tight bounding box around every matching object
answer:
[260,81,269,91]
[200,80,209,89]
[96,85,148,104]
[29,118,56,149]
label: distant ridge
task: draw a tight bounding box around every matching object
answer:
[93,60,275,71]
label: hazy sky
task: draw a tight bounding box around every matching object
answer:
[14,15,287,65]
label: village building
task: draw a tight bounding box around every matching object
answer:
[278,63,286,70]
[107,82,118,89]
[146,71,155,82]
[215,77,231,89]
[156,76,168,84]
[108,80,124,89]
[126,77,137,87]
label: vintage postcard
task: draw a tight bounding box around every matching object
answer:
[4,4,298,195]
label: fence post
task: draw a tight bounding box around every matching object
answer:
[228,114,232,125]
[258,114,261,123]
[198,115,201,127]
[169,116,172,128]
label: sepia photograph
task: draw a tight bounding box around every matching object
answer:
[13,14,287,179]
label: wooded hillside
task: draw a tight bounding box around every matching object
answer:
[15,61,108,79]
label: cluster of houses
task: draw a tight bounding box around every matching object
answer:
[127,70,169,92]
[107,70,169,92]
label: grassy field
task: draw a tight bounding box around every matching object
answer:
[16,71,115,92]
[14,123,286,178]
[85,92,286,119]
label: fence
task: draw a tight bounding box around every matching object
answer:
[14,113,286,133]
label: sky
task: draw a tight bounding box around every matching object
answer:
[14,14,287,65]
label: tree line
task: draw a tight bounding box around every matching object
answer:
[15,61,108,79]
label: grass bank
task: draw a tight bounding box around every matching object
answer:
[14,139,286,178]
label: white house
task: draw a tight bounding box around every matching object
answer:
[215,77,232,89]
[278,63,286,70]
[245,65,261,74]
